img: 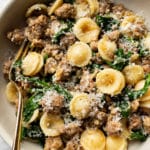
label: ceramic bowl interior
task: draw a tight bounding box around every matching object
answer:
[0,0,150,149]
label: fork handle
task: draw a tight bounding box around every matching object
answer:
[12,90,23,150]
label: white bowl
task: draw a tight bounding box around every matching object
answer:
[0,0,150,149]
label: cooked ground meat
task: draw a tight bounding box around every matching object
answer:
[60,33,76,50]
[131,99,140,113]
[42,44,63,59]
[41,91,64,114]
[54,4,76,19]
[107,30,120,41]
[142,116,150,134]
[53,57,73,82]
[44,137,63,150]
[7,28,25,44]
[64,135,82,150]
[142,58,150,74]
[77,70,96,93]
[112,3,127,18]
[129,114,142,131]
[3,59,12,80]
[61,122,82,137]
[105,115,122,135]
[99,0,112,14]
[45,19,61,38]
[25,15,48,42]
[44,57,58,74]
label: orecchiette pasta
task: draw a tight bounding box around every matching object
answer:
[96,68,125,95]
[123,64,144,85]
[70,93,91,119]
[48,0,63,15]
[140,100,150,109]
[67,42,92,67]
[135,80,150,101]
[40,112,64,137]
[106,136,127,150]
[5,82,18,104]
[22,52,44,76]
[143,32,150,50]
[73,17,100,43]
[80,128,106,150]
[98,36,117,61]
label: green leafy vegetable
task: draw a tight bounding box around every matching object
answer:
[117,100,130,118]
[130,130,147,141]
[127,74,150,100]
[13,60,22,68]
[107,49,132,71]
[23,93,43,122]
[52,19,74,43]
[21,125,45,146]
[96,15,119,31]
[139,47,150,57]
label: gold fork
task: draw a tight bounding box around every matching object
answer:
[9,39,31,150]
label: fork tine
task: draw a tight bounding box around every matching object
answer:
[14,39,28,61]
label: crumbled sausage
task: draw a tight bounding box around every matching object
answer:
[44,57,58,74]
[7,28,25,45]
[3,59,12,80]
[41,91,64,114]
[142,116,150,134]
[129,114,142,131]
[112,4,127,18]
[25,15,48,42]
[78,70,96,93]
[142,58,150,74]
[90,40,98,51]
[44,137,63,150]
[60,33,76,49]
[131,99,140,113]
[105,115,122,135]
[61,122,82,137]
[54,4,76,19]
[53,57,73,82]
[99,0,112,14]
[107,30,120,41]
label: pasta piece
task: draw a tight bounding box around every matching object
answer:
[40,112,64,137]
[135,80,150,101]
[121,119,130,139]
[48,0,63,15]
[67,42,92,67]
[120,14,144,37]
[23,109,39,127]
[140,101,150,108]
[32,54,44,75]
[98,36,117,61]
[96,68,125,96]
[70,93,91,119]
[86,0,99,16]
[74,0,90,19]
[5,82,18,104]
[73,17,100,43]
[80,128,106,150]
[106,136,127,150]
[26,4,48,17]
[22,52,43,76]
[123,64,144,85]
[143,32,150,50]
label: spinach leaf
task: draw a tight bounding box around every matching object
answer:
[116,100,130,118]
[139,47,150,57]
[107,49,132,71]
[23,93,43,122]
[96,15,119,31]
[127,74,150,100]
[52,19,74,43]
[130,130,147,141]
[12,59,22,68]
[21,125,45,146]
